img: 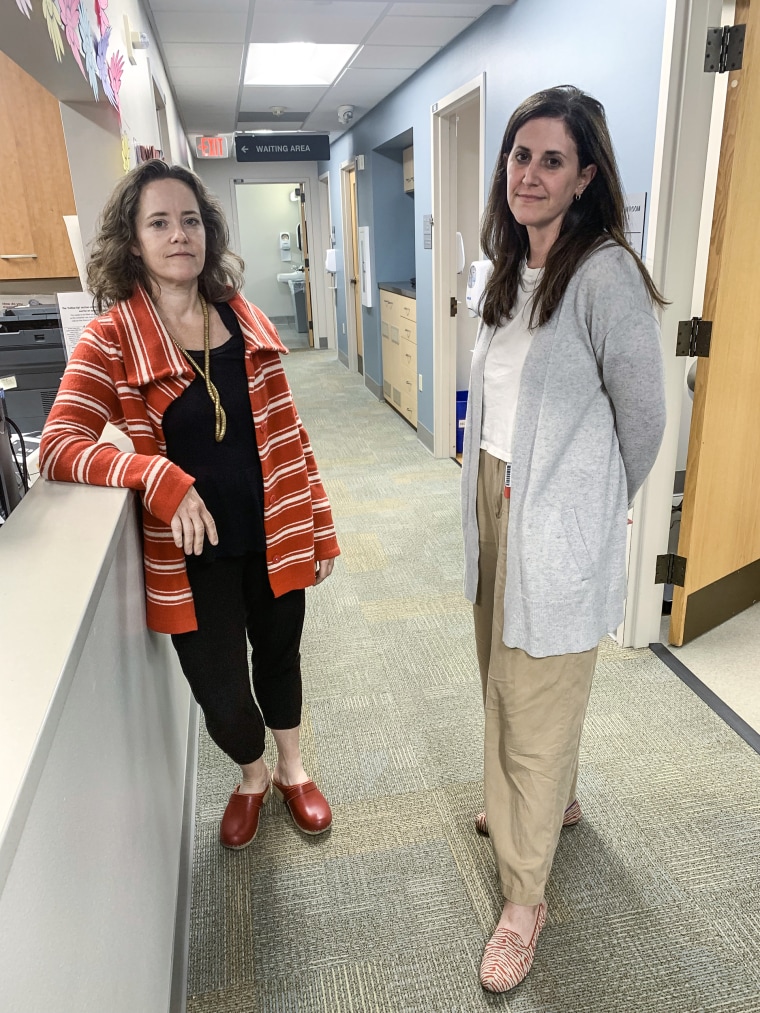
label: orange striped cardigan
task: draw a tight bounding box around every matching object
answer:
[40,286,340,634]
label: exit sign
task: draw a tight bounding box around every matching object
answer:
[195,136,229,159]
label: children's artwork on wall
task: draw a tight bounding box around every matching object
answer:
[12,0,125,115]
[136,144,164,164]
[59,0,85,77]
[42,0,66,62]
[78,2,100,99]
[121,134,131,173]
[95,0,109,35]
[108,46,124,115]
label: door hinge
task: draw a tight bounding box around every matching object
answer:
[705,24,745,73]
[655,553,687,587]
[300,190,306,204]
[304,257,309,268]
[450,296,458,317]
[676,317,712,357]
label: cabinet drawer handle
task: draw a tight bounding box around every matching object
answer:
[1,253,38,259]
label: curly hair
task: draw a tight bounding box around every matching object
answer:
[480,85,665,328]
[86,159,245,311]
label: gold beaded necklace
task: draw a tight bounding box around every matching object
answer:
[164,294,227,442]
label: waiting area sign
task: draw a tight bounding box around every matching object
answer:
[235,134,330,162]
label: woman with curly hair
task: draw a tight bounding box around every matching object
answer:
[462,87,666,991]
[41,159,339,849]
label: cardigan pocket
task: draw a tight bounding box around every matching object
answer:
[561,507,595,581]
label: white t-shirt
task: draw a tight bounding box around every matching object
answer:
[480,263,543,464]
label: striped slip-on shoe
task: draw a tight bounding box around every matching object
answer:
[475,799,582,837]
[479,901,547,993]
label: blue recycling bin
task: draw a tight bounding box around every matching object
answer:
[455,390,468,455]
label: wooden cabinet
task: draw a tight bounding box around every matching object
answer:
[0,53,78,282]
[402,146,414,193]
[380,289,417,428]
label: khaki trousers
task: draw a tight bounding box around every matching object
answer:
[473,450,597,905]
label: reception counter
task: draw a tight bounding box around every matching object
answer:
[0,429,196,1013]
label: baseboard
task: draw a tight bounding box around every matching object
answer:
[650,642,760,756]
[416,420,434,454]
[364,372,383,400]
[338,347,349,367]
[169,702,200,1013]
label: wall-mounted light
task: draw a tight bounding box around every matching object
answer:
[124,14,150,65]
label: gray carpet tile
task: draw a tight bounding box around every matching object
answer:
[187,352,760,1013]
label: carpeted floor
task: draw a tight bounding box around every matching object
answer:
[186,351,760,1013]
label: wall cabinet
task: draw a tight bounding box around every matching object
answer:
[380,289,417,428]
[0,53,78,282]
[402,146,414,193]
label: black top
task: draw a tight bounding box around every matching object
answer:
[163,301,266,558]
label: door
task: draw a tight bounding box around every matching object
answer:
[431,76,485,459]
[297,185,314,348]
[670,0,760,644]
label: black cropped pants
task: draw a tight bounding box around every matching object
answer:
[171,551,305,765]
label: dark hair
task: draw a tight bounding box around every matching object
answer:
[86,159,245,311]
[480,85,665,328]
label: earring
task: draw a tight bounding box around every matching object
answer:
[574,191,583,201]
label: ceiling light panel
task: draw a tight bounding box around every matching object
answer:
[245,43,358,85]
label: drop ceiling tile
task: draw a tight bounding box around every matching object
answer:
[162,43,244,68]
[150,0,248,11]
[328,66,416,105]
[250,3,385,45]
[152,12,248,45]
[240,85,329,110]
[366,15,476,46]
[387,2,489,13]
[351,44,441,69]
[170,67,240,94]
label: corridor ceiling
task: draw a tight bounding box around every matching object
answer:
[143,0,517,140]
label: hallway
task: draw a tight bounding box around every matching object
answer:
[186,352,760,1013]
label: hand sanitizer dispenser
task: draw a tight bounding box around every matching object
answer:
[466,259,493,317]
[279,232,292,262]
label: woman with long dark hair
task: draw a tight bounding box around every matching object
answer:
[461,86,666,991]
[41,160,339,850]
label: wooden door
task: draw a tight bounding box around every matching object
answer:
[297,185,314,348]
[670,0,760,644]
[0,53,78,281]
[348,167,364,369]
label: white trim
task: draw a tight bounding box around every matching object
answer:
[431,73,486,459]
[620,0,723,647]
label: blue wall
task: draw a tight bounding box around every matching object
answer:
[323,0,668,436]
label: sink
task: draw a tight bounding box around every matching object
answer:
[276,271,304,283]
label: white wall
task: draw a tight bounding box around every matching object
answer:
[235,182,304,316]
[0,468,194,1013]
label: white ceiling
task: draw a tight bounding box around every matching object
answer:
[144,0,517,141]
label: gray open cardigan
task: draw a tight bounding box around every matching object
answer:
[461,243,666,657]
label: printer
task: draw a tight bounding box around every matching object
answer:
[0,302,65,434]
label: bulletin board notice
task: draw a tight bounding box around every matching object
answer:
[56,292,96,361]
